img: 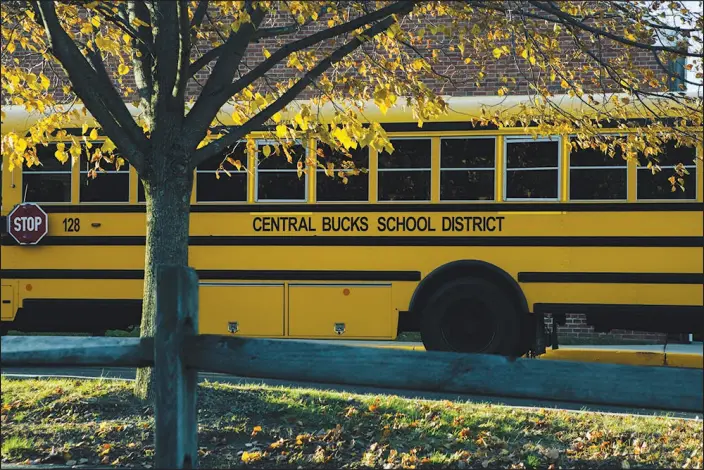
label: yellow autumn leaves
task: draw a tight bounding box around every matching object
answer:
[2,0,701,186]
[2,114,119,173]
[2,69,51,95]
[372,85,398,115]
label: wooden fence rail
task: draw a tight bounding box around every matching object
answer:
[2,265,702,469]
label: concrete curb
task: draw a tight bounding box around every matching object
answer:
[346,341,703,369]
[663,353,703,369]
[538,348,666,367]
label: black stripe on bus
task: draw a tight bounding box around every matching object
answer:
[518,272,704,284]
[532,303,704,334]
[26,202,704,213]
[0,269,421,282]
[1,235,702,247]
[533,303,704,315]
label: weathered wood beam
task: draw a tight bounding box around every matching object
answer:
[0,336,153,367]
[187,336,704,413]
[154,265,199,470]
[3,333,701,413]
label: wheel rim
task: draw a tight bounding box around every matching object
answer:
[439,297,498,353]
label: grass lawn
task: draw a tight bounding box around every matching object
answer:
[1,378,702,469]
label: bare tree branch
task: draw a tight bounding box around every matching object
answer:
[85,47,111,83]
[188,1,398,81]
[188,44,224,78]
[610,2,701,34]
[182,3,266,146]
[531,1,703,58]
[191,2,415,167]
[650,50,701,88]
[174,0,191,104]
[127,1,154,109]
[150,1,179,103]
[397,38,461,87]
[250,4,327,42]
[190,0,208,30]
[93,2,143,45]
[186,0,414,145]
[252,24,302,40]
[31,0,147,172]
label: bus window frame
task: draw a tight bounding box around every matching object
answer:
[21,141,74,205]
[78,140,131,205]
[635,162,698,202]
[194,139,249,205]
[567,134,629,203]
[254,139,310,203]
[376,136,433,203]
[503,136,562,202]
[439,135,497,203]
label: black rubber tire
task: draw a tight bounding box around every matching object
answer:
[419,278,521,356]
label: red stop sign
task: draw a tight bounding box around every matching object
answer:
[7,203,49,245]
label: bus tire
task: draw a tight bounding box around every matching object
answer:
[419,277,521,356]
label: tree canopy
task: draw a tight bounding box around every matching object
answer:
[2,1,702,182]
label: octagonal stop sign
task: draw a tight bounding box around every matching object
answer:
[7,203,49,245]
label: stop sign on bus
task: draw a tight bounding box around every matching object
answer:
[7,203,49,245]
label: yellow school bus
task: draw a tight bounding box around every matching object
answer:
[1,96,703,356]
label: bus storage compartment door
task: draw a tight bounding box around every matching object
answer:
[1,285,16,321]
[198,283,284,336]
[288,284,392,338]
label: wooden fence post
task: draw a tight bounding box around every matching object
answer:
[154,265,199,469]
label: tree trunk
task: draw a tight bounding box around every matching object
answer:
[134,160,193,400]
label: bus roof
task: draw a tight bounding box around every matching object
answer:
[1,92,700,133]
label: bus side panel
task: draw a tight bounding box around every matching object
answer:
[288,283,393,338]
[199,283,285,336]
[1,283,17,321]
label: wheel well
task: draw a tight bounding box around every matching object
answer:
[10,299,142,334]
[403,260,529,333]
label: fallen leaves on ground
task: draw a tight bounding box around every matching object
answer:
[1,378,702,469]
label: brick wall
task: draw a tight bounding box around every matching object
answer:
[544,315,668,345]
[2,5,671,104]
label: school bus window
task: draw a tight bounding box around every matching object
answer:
[80,151,130,203]
[22,143,72,203]
[316,143,369,202]
[378,138,431,201]
[569,140,627,200]
[440,137,495,201]
[505,138,559,200]
[196,143,247,203]
[256,142,307,201]
[637,142,697,200]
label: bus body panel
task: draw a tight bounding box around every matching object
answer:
[2,240,702,338]
[2,113,702,346]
